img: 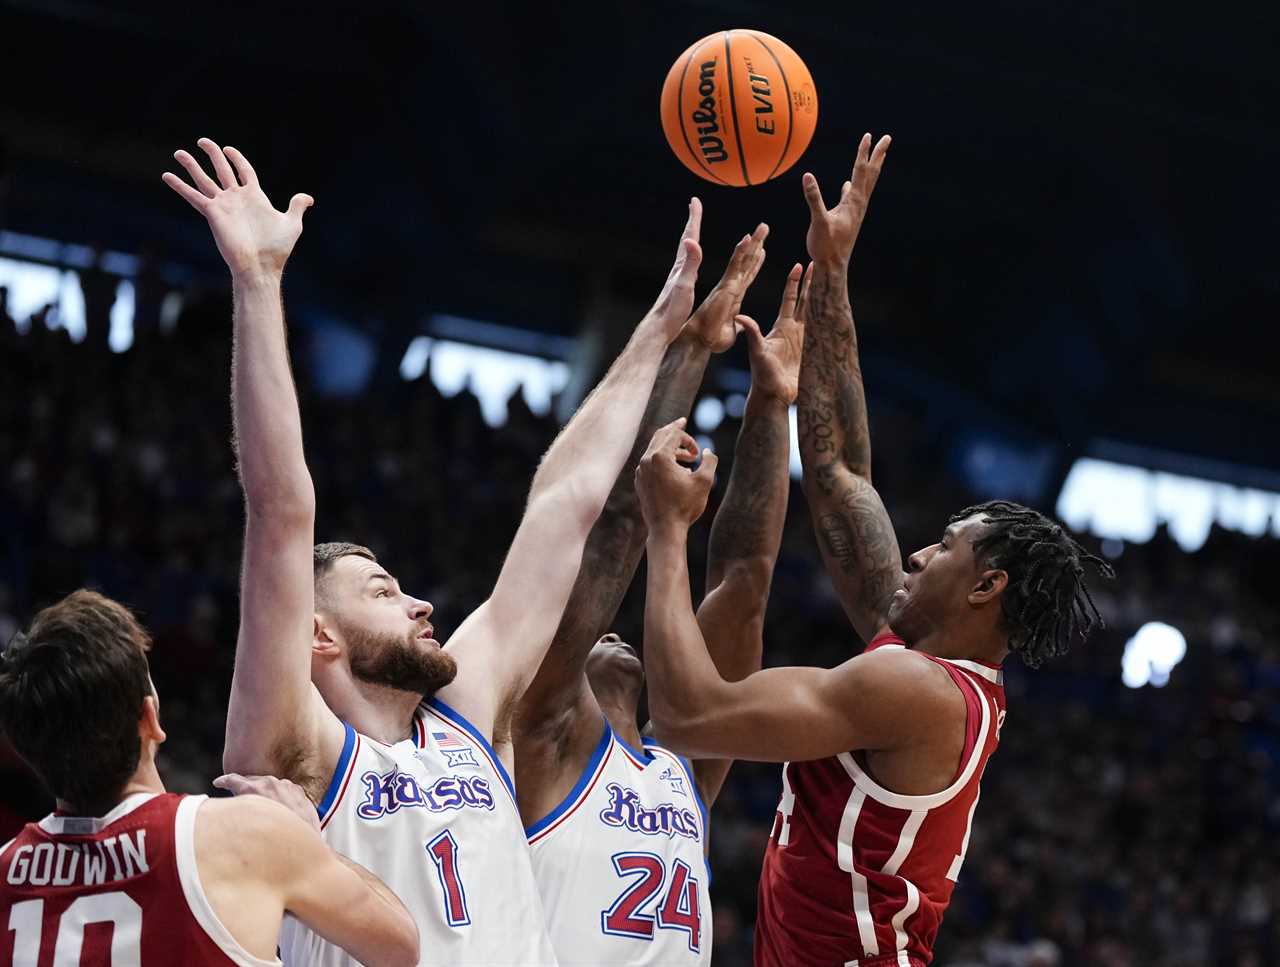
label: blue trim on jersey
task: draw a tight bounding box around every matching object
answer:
[617,731,654,764]
[426,697,516,800]
[317,722,357,817]
[525,720,612,838]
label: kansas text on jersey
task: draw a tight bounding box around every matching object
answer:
[528,724,712,966]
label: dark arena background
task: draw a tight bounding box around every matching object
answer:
[2,3,1278,965]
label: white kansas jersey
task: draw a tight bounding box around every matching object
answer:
[527,724,711,965]
[280,699,558,967]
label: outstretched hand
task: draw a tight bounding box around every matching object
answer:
[162,138,312,278]
[646,199,706,343]
[802,132,891,265]
[737,262,812,404]
[685,223,769,353]
[635,418,718,532]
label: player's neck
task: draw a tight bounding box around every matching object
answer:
[56,761,166,817]
[334,679,424,745]
[598,697,644,752]
[912,622,1008,667]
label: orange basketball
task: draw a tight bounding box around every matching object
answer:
[661,29,818,188]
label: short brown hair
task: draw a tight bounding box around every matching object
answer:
[0,590,153,814]
[314,542,377,610]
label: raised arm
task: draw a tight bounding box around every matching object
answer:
[514,226,768,755]
[163,140,342,790]
[796,134,907,644]
[635,425,955,764]
[440,200,708,742]
[687,263,808,805]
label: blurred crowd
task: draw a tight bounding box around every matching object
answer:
[2,281,1278,966]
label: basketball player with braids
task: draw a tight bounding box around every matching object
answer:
[0,590,418,966]
[515,232,808,965]
[634,133,1113,967]
[162,138,707,965]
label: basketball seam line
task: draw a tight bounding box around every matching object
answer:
[676,43,729,186]
[723,31,751,187]
[751,32,795,182]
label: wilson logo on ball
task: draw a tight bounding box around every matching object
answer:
[661,29,818,187]
[690,58,729,165]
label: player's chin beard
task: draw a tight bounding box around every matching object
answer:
[344,623,457,698]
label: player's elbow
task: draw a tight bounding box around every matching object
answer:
[221,731,275,778]
[647,695,706,756]
[533,476,606,539]
[241,473,317,522]
[371,910,420,967]
[712,558,773,609]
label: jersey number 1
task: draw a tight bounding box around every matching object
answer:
[601,853,701,953]
[426,830,471,927]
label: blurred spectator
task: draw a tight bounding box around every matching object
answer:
[77,245,117,351]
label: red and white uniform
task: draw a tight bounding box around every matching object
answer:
[756,633,1005,967]
[0,792,277,967]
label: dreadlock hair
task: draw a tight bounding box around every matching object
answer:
[950,500,1114,669]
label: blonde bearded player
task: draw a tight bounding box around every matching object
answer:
[162,138,708,965]
[514,241,809,964]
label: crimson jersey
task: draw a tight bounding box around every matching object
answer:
[755,633,1006,967]
[1,792,277,966]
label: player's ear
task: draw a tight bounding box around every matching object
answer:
[139,695,166,745]
[968,569,1008,606]
[313,614,341,660]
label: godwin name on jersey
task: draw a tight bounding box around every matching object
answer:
[527,723,711,966]
[1,793,278,966]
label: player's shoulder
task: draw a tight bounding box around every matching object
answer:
[197,796,310,862]
[839,643,967,731]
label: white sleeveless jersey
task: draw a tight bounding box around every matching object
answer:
[280,699,558,967]
[527,724,712,965]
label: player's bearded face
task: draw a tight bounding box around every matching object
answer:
[342,618,458,696]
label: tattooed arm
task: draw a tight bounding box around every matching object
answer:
[796,134,906,644]
[513,226,768,827]
[688,263,808,808]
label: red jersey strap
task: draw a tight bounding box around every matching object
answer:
[862,633,991,785]
[921,656,985,782]
[866,629,907,652]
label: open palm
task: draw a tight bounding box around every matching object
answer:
[803,133,891,265]
[737,262,812,405]
[686,222,769,353]
[162,138,312,277]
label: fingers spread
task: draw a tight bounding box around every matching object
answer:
[174,150,220,198]
[223,145,258,186]
[801,172,827,218]
[197,137,238,190]
[852,132,873,180]
[797,262,816,319]
[871,134,892,169]
[162,171,210,211]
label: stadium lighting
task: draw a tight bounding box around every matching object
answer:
[1121,621,1187,689]
[1057,457,1280,552]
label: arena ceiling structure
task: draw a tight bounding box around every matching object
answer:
[2,0,1278,486]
